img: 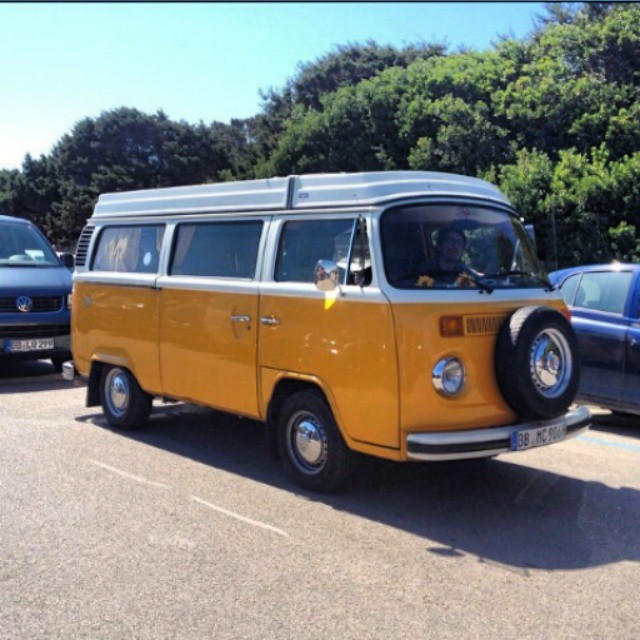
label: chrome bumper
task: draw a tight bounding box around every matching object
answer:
[406,405,591,461]
[61,360,75,382]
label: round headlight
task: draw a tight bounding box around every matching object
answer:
[432,357,466,396]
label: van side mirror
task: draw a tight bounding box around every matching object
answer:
[314,259,340,292]
[60,253,75,269]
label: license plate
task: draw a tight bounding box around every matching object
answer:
[511,423,567,451]
[5,338,55,353]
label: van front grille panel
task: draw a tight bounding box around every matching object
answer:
[0,296,63,313]
[0,324,69,338]
[465,314,504,336]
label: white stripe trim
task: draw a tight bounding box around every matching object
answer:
[156,276,259,294]
[381,288,564,304]
[74,272,157,287]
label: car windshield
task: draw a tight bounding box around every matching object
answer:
[381,203,548,290]
[0,223,60,267]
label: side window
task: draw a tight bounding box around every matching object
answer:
[170,221,263,279]
[92,225,164,273]
[558,274,581,306]
[275,218,371,285]
[574,271,633,315]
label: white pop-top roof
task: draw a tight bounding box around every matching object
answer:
[91,171,511,218]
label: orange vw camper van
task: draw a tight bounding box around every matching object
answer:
[66,172,590,491]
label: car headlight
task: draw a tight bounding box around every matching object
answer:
[432,357,466,396]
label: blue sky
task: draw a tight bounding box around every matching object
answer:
[0,2,544,170]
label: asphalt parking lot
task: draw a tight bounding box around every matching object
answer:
[1,360,639,640]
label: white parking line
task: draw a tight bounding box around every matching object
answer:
[88,459,170,489]
[190,496,289,538]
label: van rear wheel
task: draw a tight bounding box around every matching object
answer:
[99,365,152,430]
[276,389,352,492]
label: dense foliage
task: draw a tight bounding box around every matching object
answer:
[1,2,638,267]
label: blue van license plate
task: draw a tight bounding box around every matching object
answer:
[6,338,55,353]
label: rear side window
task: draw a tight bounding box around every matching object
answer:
[92,225,165,273]
[558,274,581,306]
[574,271,633,315]
[170,221,263,279]
[275,218,370,285]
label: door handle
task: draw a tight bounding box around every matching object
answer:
[260,315,281,326]
[230,315,251,323]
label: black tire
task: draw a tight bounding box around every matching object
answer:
[50,357,66,373]
[276,389,352,492]
[495,306,580,420]
[99,365,152,430]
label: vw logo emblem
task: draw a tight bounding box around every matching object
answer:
[16,296,33,313]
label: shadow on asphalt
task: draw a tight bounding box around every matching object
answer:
[0,359,69,393]
[75,402,640,573]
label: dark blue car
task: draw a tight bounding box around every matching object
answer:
[549,262,640,415]
[0,215,72,372]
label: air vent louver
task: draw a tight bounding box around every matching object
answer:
[74,225,95,267]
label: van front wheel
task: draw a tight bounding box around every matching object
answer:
[99,365,152,430]
[277,390,352,492]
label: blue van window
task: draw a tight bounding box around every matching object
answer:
[574,271,633,315]
[0,223,59,267]
[92,226,164,273]
[559,274,581,306]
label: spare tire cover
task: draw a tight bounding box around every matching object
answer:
[495,306,580,420]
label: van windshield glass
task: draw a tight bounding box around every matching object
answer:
[381,203,548,290]
[0,223,59,267]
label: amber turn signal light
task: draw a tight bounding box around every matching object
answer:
[439,315,464,337]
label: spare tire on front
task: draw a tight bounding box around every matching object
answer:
[495,306,580,420]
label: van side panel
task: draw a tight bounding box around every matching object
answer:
[258,291,399,448]
[73,282,163,394]
[158,285,260,418]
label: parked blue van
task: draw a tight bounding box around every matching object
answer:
[0,215,72,371]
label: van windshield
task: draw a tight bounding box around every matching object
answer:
[0,222,60,267]
[381,203,549,290]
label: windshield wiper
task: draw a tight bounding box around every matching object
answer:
[484,270,554,291]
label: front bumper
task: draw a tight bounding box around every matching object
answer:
[406,405,590,461]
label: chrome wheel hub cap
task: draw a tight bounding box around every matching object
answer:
[287,411,328,474]
[105,368,130,417]
[530,329,572,398]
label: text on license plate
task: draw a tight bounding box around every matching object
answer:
[511,424,567,451]
[5,338,55,353]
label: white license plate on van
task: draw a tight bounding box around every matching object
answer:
[6,338,55,353]
[511,424,567,451]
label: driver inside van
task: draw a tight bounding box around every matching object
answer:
[415,224,479,287]
[433,226,468,273]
